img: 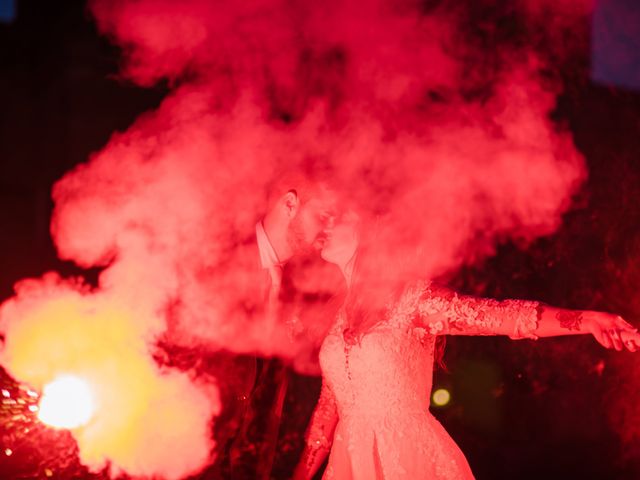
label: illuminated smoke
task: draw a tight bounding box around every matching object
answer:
[0,274,218,479]
[0,0,594,477]
[54,0,588,350]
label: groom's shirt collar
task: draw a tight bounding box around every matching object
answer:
[255,221,281,269]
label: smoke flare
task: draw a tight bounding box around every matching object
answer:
[0,0,596,477]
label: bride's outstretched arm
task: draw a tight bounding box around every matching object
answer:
[526,304,639,351]
[292,381,338,480]
[412,282,640,351]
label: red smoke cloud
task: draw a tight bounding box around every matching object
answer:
[0,0,594,477]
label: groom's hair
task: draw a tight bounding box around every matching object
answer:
[265,164,335,209]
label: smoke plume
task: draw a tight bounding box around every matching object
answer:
[0,0,595,477]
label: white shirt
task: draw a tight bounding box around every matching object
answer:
[255,222,284,313]
[255,221,281,269]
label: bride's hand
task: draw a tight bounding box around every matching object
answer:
[585,311,639,351]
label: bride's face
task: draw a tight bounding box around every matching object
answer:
[320,210,360,266]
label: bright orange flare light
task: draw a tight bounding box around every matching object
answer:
[37,375,96,429]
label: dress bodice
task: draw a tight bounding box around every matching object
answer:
[320,310,435,422]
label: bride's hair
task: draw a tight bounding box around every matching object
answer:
[343,215,447,368]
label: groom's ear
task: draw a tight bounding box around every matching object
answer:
[283,190,299,218]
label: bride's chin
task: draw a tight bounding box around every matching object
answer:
[320,248,338,265]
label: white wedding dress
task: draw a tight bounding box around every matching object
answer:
[318,281,539,479]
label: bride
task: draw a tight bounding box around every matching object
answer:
[292,210,640,480]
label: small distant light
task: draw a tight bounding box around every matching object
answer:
[593,360,605,376]
[45,468,53,477]
[1,389,10,398]
[432,388,451,407]
[26,390,38,398]
[28,405,39,412]
[4,448,12,456]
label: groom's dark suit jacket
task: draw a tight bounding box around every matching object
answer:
[204,232,345,479]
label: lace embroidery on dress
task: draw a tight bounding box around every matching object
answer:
[316,280,542,480]
[499,299,540,340]
[389,280,540,339]
[319,282,477,479]
[303,381,337,471]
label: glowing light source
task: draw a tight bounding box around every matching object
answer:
[4,448,12,456]
[432,388,451,407]
[38,375,95,429]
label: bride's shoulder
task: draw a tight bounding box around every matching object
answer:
[386,280,457,319]
[395,279,436,302]
[385,280,431,324]
[327,307,347,334]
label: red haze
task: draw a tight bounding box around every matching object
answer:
[0,0,595,477]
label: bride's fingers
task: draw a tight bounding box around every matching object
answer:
[597,330,613,349]
[621,331,640,352]
[615,316,637,332]
[607,328,624,352]
[621,333,638,352]
[610,330,624,351]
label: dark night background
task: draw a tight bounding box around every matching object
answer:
[2,0,640,479]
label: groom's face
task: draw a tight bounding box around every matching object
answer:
[287,187,337,255]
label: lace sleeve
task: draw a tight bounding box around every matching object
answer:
[295,381,338,478]
[400,281,541,339]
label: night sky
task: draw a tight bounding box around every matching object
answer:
[2,1,640,479]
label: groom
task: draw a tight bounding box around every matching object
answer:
[223,170,345,479]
